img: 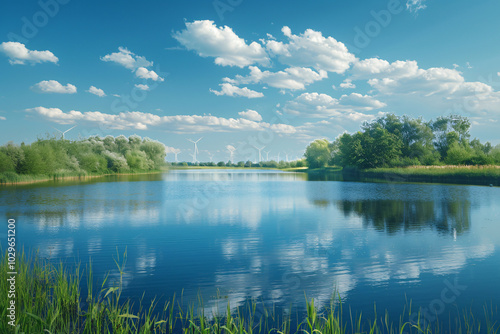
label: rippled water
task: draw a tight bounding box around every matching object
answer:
[1,170,499,323]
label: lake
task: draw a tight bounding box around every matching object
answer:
[1,169,499,328]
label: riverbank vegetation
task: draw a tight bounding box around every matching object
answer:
[170,159,307,169]
[0,135,167,184]
[305,114,500,169]
[2,250,498,333]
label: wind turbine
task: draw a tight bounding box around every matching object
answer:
[264,150,271,161]
[277,152,281,162]
[53,125,76,139]
[173,149,181,162]
[189,153,197,164]
[208,152,214,162]
[285,152,289,162]
[188,137,203,163]
[226,145,236,162]
[254,146,265,162]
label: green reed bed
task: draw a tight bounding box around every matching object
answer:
[1,250,499,333]
[0,170,164,185]
[348,166,500,186]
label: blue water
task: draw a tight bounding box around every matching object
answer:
[1,170,499,326]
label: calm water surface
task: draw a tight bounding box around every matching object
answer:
[1,170,499,323]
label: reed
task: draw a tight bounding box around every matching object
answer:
[1,249,499,333]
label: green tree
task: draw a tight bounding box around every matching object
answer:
[304,139,331,169]
[0,151,15,173]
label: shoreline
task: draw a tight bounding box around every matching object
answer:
[308,165,500,187]
[0,170,166,186]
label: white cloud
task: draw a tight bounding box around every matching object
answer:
[165,146,181,154]
[238,109,263,121]
[173,20,269,68]
[283,92,386,118]
[225,66,327,90]
[135,67,164,81]
[134,84,150,91]
[210,83,264,98]
[265,26,356,73]
[26,107,296,134]
[87,86,106,97]
[406,0,427,12]
[101,47,152,70]
[340,79,356,89]
[349,57,500,113]
[0,116,6,120]
[32,80,77,94]
[0,42,58,65]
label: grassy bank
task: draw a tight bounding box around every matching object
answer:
[2,250,499,333]
[0,170,166,186]
[356,165,500,186]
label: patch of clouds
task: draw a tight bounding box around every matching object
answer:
[0,42,58,65]
[87,86,106,97]
[101,47,152,70]
[135,67,164,81]
[238,109,263,121]
[264,26,356,73]
[283,92,386,119]
[349,58,500,113]
[26,107,296,134]
[224,66,327,90]
[340,79,356,89]
[173,20,269,68]
[32,80,77,94]
[406,0,427,13]
[210,83,264,98]
[134,84,150,91]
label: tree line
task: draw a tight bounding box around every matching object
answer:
[0,135,167,177]
[305,114,500,169]
[171,160,306,169]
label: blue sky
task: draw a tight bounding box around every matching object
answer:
[1,0,500,162]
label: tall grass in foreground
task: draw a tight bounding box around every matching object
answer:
[1,250,499,333]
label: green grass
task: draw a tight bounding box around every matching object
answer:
[0,170,165,185]
[360,166,500,186]
[2,249,499,333]
[307,167,343,173]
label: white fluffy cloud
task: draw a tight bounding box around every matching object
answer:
[0,116,6,121]
[283,92,386,119]
[26,107,296,134]
[87,86,106,97]
[406,0,427,12]
[350,58,500,113]
[225,66,327,90]
[238,109,263,121]
[0,42,58,65]
[134,84,150,91]
[265,26,356,73]
[340,79,356,89]
[210,83,264,98]
[32,80,77,94]
[173,20,269,68]
[135,67,164,81]
[101,47,152,70]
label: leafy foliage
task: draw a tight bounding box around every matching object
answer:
[306,114,499,169]
[0,135,166,178]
